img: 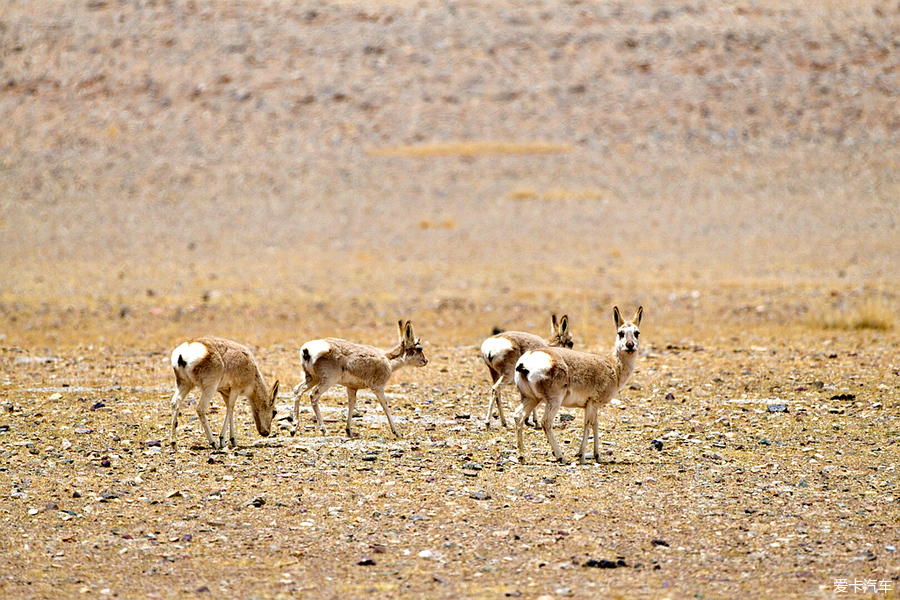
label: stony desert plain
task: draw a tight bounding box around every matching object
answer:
[1,0,899,598]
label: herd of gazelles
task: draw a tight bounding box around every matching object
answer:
[169,306,643,464]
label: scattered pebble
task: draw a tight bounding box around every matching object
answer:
[583,558,627,569]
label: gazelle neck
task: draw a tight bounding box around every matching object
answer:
[613,347,638,389]
[386,344,410,373]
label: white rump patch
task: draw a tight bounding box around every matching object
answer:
[481,336,513,362]
[171,341,208,369]
[519,350,554,382]
[302,339,331,365]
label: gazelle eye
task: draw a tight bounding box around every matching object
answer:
[618,331,625,338]
[634,331,640,338]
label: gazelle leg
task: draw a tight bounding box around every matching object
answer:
[579,404,599,465]
[219,389,239,449]
[169,382,193,447]
[196,386,219,449]
[290,378,310,436]
[345,388,358,438]
[486,375,508,429]
[374,387,401,438]
[540,397,565,463]
[515,394,541,463]
[309,382,332,435]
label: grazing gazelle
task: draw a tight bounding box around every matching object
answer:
[480,314,572,429]
[291,320,428,439]
[169,337,279,450]
[514,306,642,464]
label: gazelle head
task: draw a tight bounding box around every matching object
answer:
[613,306,643,355]
[253,380,280,437]
[398,320,428,367]
[550,314,574,348]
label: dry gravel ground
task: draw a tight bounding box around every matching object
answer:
[2,0,900,598]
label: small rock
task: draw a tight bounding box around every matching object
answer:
[462,462,483,471]
[99,458,111,468]
[357,557,376,566]
[469,490,491,500]
[665,393,675,401]
[651,439,664,451]
[166,490,184,499]
[651,539,670,547]
[248,496,266,508]
[559,413,575,422]
[584,558,626,569]
[74,428,92,435]
[145,440,162,447]
[454,414,470,420]
[90,402,106,411]
[49,393,63,401]
[418,550,434,559]
[767,403,788,413]
[361,454,378,462]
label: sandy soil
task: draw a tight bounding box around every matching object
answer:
[1,0,899,598]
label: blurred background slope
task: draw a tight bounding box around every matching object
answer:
[1,0,898,346]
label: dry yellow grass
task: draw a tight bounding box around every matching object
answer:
[507,187,608,201]
[368,141,572,158]
[814,300,896,331]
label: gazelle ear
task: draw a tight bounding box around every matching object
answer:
[404,321,415,344]
[271,380,280,401]
[633,306,643,327]
[551,314,559,335]
[559,315,569,335]
[398,320,405,344]
[613,306,623,329]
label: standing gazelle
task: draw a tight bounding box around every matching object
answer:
[480,314,572,429]
[291,320,428,439]
[514,306,642,464]
[169,337,279,450]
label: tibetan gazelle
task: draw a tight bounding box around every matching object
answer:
[514,307,642,464]
[480,314,572,429]
[291,320,428,439]
[169,337,279,449]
